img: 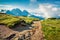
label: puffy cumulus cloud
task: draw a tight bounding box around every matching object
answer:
[28,4,60,18]
[38,4,60,18]
[52,7,58,11]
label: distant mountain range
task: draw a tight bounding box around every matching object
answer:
[0,8,44,20]
[30,15,44,20]
[6,8,29,16]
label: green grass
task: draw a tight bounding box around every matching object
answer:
[18,16,39,24]
[1,13,60,40]
[41,19,60,40]
[0,13,39,27]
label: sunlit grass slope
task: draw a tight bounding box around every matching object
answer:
[42,19,60,40]
[0,13,39,27]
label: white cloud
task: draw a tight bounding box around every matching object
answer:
[0,5,12,7]
[28,4,60,18]
[47,5,52,8]
[52,7,58,11]
[0,4,27,11]
[0,5,17,10]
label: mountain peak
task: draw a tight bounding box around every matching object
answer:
[4,8,44,20]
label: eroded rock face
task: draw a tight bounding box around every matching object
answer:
[11,21,43,40]
[0,25,18,40]
[0,21,43,40]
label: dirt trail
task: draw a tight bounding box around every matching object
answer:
[31,21,43,40]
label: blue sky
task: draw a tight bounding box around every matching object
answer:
[0,0,60,9]
[0,0,30,6]
[0,0,60,18]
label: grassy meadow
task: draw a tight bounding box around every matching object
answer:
[0,13,60,40]
[41,19,60,40]
[0,13,39,27]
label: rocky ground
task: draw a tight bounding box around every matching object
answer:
[0,21,43,40]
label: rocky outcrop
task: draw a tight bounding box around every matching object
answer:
[11,21,43,40]
[0,25,18,40]
[0,21,43,40]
